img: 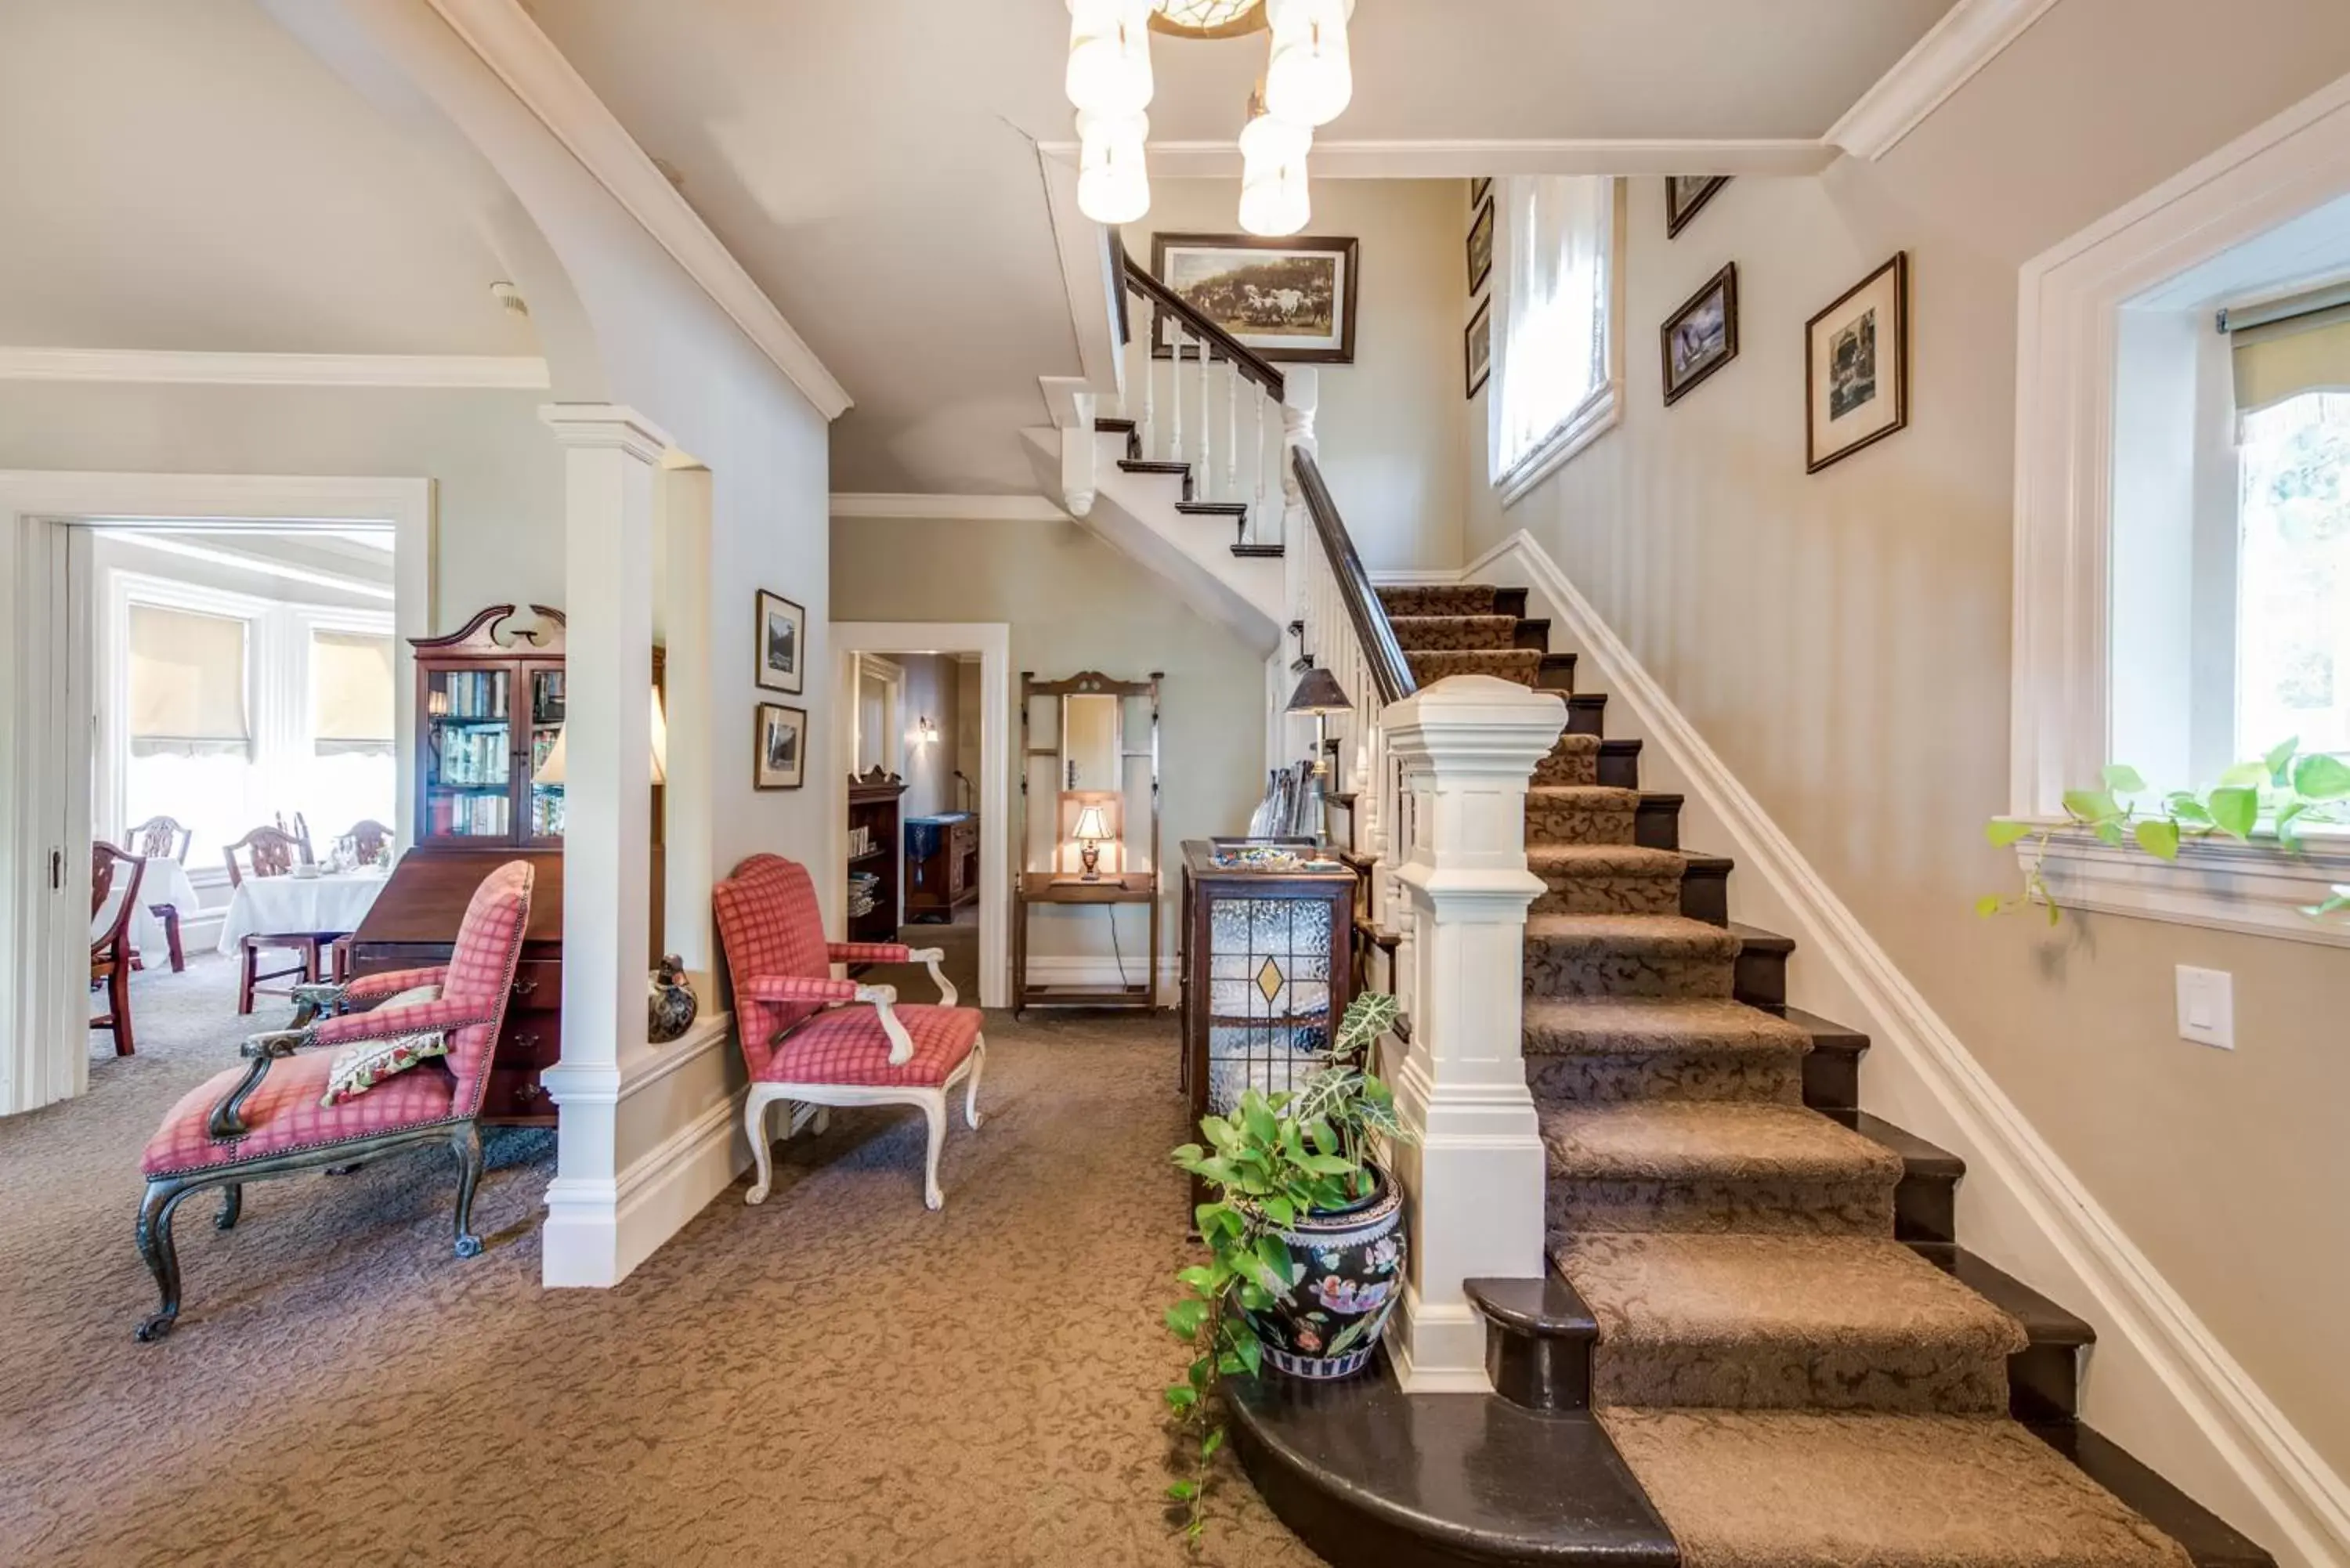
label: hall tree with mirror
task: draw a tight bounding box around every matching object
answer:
[1013,671,1162,1013]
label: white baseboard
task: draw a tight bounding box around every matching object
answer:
[1450,528,2350,1567]
[611,1085,750,1282]
[1021,955,1179,1005]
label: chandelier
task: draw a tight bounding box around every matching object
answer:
[1067,0,1354,236]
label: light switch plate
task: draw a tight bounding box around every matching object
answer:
[2175,966,2234,1050]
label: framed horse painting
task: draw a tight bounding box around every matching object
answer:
[1149,233,1361,364]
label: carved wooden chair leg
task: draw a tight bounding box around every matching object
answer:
[324,1162,366,1176]
[450,1123,485,1259]
[920,1091,949,1212]
[964,1036,987,1130]
[743,1090,778,1205]
[214,1184,242,1231]
[109,961,136,1056]
[135,1179,198,1342]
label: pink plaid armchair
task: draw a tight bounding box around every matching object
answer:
[712,854,984,1211]
[132,861,534,1342]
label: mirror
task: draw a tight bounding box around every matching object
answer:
[1061,693,1121,793]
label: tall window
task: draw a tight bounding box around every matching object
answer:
[124,604,253,865]
[306,628,399,840]
[1491,175,1619,500]
[2236,392,2350,760]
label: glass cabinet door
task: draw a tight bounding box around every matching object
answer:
[421,663,514,843]
[526,666,566,845]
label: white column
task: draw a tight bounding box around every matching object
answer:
[537,402,667,1289]
[1379,674,1567,1392]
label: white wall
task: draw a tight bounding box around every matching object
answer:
[1127,178,1469,570]
[1460,0,2350,1493]
[895,653,960,822]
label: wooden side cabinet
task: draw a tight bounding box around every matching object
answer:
[905,811,978,920]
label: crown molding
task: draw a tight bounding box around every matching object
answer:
[421,0,852,421]
[1826,0,2061,160]
[830,493,1072,522]
[0,347,550,389]
[1039,137,1836,179]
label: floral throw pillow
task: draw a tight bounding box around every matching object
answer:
[321,985,450,1107]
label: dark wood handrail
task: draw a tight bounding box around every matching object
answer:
[1292,449,1415,706]
[1122,257,1287,401]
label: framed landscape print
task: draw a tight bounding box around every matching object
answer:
[1661,263,1739,406]
[1465,298,1492,399]
[1665,175,1729,239]
[1150,233,1361,363]
[755,589,804,695]
[1470,175,1491,211]
[1466,197,1495,295]
[754,703,807,790]
[1806,252,1909,473]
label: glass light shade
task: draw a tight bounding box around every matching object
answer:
[1066,0,1154,116]
[1072,804,1113,841]
[1238,110,1311,237]
[1264,0,1353,128]
[1076,110,1152,225]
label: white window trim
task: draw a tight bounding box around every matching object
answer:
[2010,72,2350,939]
[1490,179,1626,508]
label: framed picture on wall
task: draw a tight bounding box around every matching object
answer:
[754,703,807,790]
[1466,196,1495,295]
[1661,262,1739,406]
[1150,233,1361,363]
[1465,297,1492,399]
[1665,175,1730,239]
[755,589,804,695]
[1806,252,1910,473]
[1470,175,1492,211]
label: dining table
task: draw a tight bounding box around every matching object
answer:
[127,856,204,968]
[215,868,391,956]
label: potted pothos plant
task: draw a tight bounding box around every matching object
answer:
[1982,737,2350,925]
[1161,990,1410,1542]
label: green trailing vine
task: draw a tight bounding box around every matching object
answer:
[1161,990,1408,1546]
[1982,738,2350,925]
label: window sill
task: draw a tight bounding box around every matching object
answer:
[2015,826,2350,948]
[1495,379,1621,508]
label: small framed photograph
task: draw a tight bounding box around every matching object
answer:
[1806,252,1910,473]
[1150,233,1361,363]
[754,703,807,790]
[1470,176,1491,211]
[1665,175,1729,239]
[1466,197,1495,295]
[1465,297,1492,399]
[1661,263,1739,406]
[755,589,804,695]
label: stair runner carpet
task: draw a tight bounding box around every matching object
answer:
[1377,584,2193,1568]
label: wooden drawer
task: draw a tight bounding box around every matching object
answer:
[481,1065,557,1126]
[508,959,562,1012]
[498,1008,562,1068]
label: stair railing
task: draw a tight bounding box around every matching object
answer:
[1119,256,1296,552]
[1289,446,1419,1015]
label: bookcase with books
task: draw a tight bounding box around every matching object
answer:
[412,605,570,851]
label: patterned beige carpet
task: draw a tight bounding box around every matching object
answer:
[2,956,1321,1567]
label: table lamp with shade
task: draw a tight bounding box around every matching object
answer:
[534,687,671,788]
[1070,802,1112,882]
[1284,667,1352,843]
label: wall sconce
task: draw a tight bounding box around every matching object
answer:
[1072,803,1112,882]
[913,715,939,747]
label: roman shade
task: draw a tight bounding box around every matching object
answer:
[128,605,250,757]
[313,630,396,755]
[2226,284,2350,414]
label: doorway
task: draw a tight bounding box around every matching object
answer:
[0,473,430,1115]
[831,623,1011,1010]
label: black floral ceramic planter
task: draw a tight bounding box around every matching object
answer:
[1244,1165,1406,1380]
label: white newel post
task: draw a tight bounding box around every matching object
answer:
[1379,674,1567,1391]
[537,403,667,1289]
[1278,366,1318,628]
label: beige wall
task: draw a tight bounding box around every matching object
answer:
[1462,1,2350,1475]
[831,514,1267,961]
[1128,178,1469,570]
[895,652,960,822]
[0,381,562,625]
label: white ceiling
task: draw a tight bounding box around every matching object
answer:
[528,0,1958,493]
[0,0,533,356]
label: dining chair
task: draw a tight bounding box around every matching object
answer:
[224,826,320,1014]
[124,815,193,972]
[92,840,146,1057]
[276,812,318,866]
[337,819,395,866]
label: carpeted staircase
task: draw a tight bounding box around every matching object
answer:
[1374,583,2207,1568]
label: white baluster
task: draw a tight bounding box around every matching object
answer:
[1170,327,1184,464]
[1137,293,1155,458]
[1227,367,1240,518]
[1198,341,1213,501]
[1253,389,1268,548]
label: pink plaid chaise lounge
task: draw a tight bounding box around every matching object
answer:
[132,860,534,1342]
[713,853,985,1211]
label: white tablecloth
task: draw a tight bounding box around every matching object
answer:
[128,858,204,962]
[216,871,389,955]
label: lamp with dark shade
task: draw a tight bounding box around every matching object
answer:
[1284,667,1352,846]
